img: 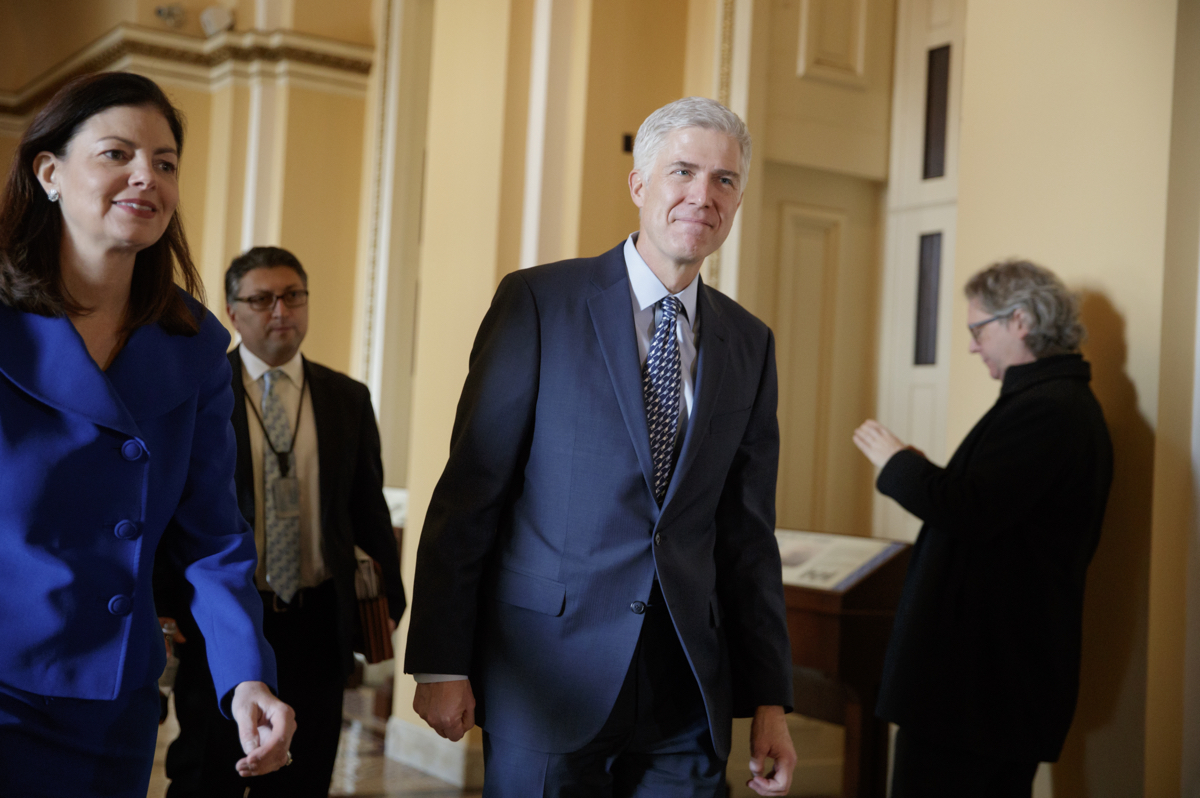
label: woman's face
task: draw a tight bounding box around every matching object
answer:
[35,104,179,260]
[966,297,1037,380]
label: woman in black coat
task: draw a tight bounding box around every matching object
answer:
[853,259,1113,798]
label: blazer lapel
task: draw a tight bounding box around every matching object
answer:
[304,357,337,538]
[587,250,657,502]
[0,303,140,438]
[661,279,729,512]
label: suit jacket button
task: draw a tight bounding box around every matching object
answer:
[121,440,145,461]
[630,601,646,615]
[654,533,663,546]
[108,595,132,616]
[114,520,140,540]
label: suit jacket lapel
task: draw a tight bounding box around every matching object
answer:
[0,303,140,438]
[662,279,729,511]
[587,249,658,502]
[304,357,336,538]
[228,349,256,526]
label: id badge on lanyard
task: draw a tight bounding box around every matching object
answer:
[251,369,308,521]
[272,476,301,517]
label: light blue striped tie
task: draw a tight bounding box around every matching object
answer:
[643,296,682,504]
[262,368,300,603]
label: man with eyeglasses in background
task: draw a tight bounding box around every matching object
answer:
[156,246,405,797]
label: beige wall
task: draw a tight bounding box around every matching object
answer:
[683,0,719,99]
[290,0,375,45]
[394,0,518,742]
[197,82,252,314]
[0,0,135,91]
[954,0,1182,792]
[496,0,535,278]
[164,85,214,303]
[277,87,368,374]
[576,0,690,257]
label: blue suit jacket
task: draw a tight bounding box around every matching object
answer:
[405,244,793,758]
[0,295,276,709]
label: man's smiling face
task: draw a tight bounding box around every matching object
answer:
[629,126,743,276]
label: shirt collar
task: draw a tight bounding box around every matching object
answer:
[239,342,304,386]
[1000,352,1090,396]
[623,234,699,322]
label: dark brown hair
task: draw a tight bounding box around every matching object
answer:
[0,71,204,335]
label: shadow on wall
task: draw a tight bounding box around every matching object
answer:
[1051,291,1153,798]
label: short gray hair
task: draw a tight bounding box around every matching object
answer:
[632,97,752,186]
[964,259,1084,357]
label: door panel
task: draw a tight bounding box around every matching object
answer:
[747,161,883,535]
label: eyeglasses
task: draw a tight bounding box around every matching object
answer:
[967,310,1015,342]
[233,289,309,312]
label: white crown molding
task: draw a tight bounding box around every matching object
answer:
[0,23,374,121]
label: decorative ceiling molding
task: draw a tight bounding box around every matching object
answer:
[0,24,374,123]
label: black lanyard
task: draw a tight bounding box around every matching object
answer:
[246,370,307,477]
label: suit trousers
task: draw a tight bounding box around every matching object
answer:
[481,581,727,798]
[0,679,160,798]
[890,726,1040,798]
[165,579,344,798]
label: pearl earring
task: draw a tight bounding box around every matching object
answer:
[47,189,59,202]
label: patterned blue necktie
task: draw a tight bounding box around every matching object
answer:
[643,296,682,504]
[262,368,300,603]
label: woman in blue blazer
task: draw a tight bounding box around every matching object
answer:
[0,72,295,797]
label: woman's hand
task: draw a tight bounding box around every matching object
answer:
[852,420,908,468]
[231,681,297,777]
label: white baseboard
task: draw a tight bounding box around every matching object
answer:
[384,716,484,788]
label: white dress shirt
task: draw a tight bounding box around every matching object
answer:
[623,233,700,423]
[414,234,702,685]
[239,344,327,590]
